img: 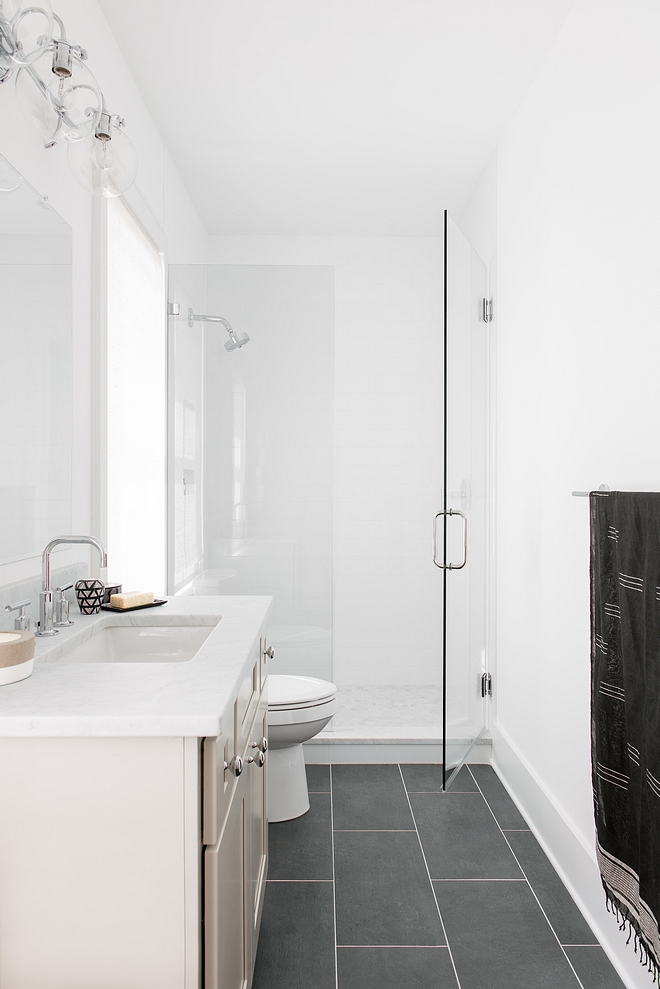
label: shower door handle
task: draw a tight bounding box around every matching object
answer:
[432,509,467,570]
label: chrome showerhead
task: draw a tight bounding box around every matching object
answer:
[224,329,250,351]
[182,307,250,352]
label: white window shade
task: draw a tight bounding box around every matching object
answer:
[106,198,166,595]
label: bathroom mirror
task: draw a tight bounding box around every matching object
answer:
[0,154,72,565]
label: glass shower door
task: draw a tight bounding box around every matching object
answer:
[438,211,490,788]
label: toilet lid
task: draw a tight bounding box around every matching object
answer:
[268,674,337,710]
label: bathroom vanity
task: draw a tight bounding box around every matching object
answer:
[0,596,271,989]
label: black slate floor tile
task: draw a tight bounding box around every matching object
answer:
[468,764,529,830]
[337,947,458,989]
[506,830,598,945]
[401,764,478,792]
[332,764,414,830]
[411,792,523,880]
[306,763,330,792]
[564,947,627,989]
[335,831,444,946]
[253,881,335,989]
[434,880,581,989]
[268,793,333,880]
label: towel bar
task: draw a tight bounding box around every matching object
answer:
[572,484,610,497]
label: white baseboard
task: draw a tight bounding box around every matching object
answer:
[491,721,655,989]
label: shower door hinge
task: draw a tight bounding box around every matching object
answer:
[168,302,180,316]
[481,672,492,697]
[482,298,493,323]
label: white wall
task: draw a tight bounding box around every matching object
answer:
[208,237,443,686]
[494,1,660,985]
[0,0,207,589]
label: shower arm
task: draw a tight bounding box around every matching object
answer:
[187,309,234,333]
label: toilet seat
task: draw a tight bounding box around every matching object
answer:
[268,675,336,710]
[267,675,338,727]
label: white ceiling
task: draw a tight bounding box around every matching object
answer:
[98,0,574,235]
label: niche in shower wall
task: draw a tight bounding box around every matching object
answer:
[168,264,334,682]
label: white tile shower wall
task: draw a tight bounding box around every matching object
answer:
[167,265,207,592]
[208,237,444,687]
[201,265,334,667]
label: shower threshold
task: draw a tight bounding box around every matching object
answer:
[304,686,491,764]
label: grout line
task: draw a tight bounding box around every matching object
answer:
[266,879,334,883]
[397,763,463,989]
[562,944,602,948]
[502,829,531,832]
[406,790,479,795]
[332,829,417,833]
[432,879,527,883]
[329,764,339,989]
[337,944,450,949]
[466,765,587,989]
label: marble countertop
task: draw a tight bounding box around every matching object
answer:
[0,596,271,737]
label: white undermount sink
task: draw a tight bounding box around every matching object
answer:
[50,624,217,665]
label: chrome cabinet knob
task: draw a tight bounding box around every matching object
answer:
[248,751,265,768]
[223,755,243,777]
[252,737,268,754]
[264,646,274,660]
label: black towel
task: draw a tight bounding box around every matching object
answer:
[591,490,660,979]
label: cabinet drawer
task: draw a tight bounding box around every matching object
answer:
[204,770,247,989]
[203,713,235,847]
[236,645,260,753]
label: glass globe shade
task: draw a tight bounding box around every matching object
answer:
[1,0,53,66]
[0,156,22,193]
[67,125,138,198]
[15,45,101,143]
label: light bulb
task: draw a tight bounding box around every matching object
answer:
[0,0,53,66]
[93,136,116,171]
[67,115,138,198]
[15,42,101,143]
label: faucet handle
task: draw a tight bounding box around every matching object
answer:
[53,584,74,628]
[5,599,31,631]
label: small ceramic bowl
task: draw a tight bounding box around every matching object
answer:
[75,579,105,615]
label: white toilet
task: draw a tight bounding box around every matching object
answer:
[267,674,338,822]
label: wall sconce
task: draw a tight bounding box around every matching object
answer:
[0,0,137,197]
[67,103,137,198]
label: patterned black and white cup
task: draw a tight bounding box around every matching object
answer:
[75,579,105,615]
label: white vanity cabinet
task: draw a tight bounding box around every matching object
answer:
[204,642,269,989]
[0,635,269,989]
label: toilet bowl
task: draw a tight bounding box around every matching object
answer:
[267,674,338,822]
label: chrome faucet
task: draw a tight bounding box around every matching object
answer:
[36,536,108,637]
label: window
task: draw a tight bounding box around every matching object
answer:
[106,198,166,594]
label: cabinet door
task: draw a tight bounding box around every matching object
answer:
[244,696,268,980]
[205,772,247,989]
